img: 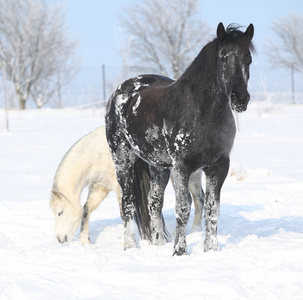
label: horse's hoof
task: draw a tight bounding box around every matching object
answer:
[123,237,137,250]
[173,243,187,256]
[151,235,166,246]
[173,247,187,256]
[203,241,218,252]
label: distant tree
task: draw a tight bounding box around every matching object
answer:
[266,13,303,72]
[0,0,79,109]
[265,13,303,101]
[119,0,210,79]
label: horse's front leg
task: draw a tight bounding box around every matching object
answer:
[171,167,192,256]
[149,166,170,245]
[203,159,230,252]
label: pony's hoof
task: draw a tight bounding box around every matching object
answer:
[79,233,91,246]
[190,225,202,233]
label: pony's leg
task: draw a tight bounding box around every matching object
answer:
[171,166,192,256]
[80,185,109,245]
[189,169,204,232]
[203,159,230,252]
[149,166,170,245]
[113,143,137,249]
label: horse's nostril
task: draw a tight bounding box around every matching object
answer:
[247,93,250,101]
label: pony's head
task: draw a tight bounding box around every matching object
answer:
[50,190,82,243]
[217,23,255,112]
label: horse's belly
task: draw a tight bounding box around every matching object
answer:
[132,140,172,168]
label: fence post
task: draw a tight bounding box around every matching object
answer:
[2,61,9,132]
[102,64,106,102]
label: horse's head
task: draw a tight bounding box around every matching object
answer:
[50,190,82,243]
[217,23,254,112]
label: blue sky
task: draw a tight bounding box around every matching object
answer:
[64,0,303,102]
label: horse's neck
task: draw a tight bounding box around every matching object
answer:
[176,39,224,98]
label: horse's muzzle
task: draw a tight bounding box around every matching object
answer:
[231,92,250,112]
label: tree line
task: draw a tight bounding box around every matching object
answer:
[0,0,78,110]
[0,0,302,109]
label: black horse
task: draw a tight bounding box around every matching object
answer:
[105,23,254,255]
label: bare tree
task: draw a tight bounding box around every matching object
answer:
[266,13,303,76]
[0,0,79,109]
[119,0,210,79]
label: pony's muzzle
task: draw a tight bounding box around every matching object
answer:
[57,235,68,243]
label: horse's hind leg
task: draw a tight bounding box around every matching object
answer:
[80,185,109,245]
[189,169,204,232]
[113,142,138,249]
[149,166,170,245]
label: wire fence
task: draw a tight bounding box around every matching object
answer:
[1,85,303,111]
[250,92,303,104]
[66,92,303,110]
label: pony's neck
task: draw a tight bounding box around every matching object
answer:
[53,162,86,201]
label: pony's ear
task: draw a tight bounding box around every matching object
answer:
[51,190,62,199]
[50,190,62,209]
[245,24,254,40]
[217,22,227,41]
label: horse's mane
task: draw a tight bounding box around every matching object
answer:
[178,24,255,92]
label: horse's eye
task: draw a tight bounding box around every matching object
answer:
[58,211,63,216]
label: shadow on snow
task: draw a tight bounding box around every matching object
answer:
[85,204,303,250]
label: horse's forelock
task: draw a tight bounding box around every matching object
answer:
[224,24,256,54]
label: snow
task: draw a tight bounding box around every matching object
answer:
[1,102,303,299]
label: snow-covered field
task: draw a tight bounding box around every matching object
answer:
[1,102,303,300]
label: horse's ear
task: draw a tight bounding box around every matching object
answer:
[217,22,227,41]
[245,23,254,40]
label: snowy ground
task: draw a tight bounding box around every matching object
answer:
[0,102,303,300]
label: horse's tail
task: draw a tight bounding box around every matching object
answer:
[133,157,170,242]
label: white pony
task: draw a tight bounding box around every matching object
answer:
[50,126,204,245]
[50,126,122,245]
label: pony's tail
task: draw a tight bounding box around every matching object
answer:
[133,157,170,242]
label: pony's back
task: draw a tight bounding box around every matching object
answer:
[52,126,116,198]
